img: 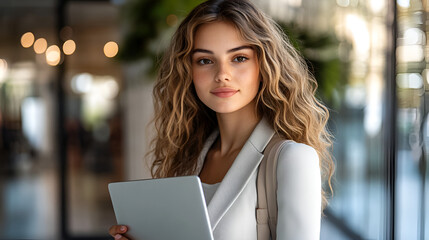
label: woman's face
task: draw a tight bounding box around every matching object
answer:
[191,21,260,114]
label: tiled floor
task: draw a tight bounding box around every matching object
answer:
[68,169,116,236]
[0,164,116,239]
[0,167,59,240]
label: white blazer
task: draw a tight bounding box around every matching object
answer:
[194,118,321,240]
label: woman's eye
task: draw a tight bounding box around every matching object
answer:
[197,59,213,65]
[233,56,248,62]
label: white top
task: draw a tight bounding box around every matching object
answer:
[202,182,221,205]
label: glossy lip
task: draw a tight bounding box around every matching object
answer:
[210,87,239,98]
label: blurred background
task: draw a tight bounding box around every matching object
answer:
[0,0,427,239]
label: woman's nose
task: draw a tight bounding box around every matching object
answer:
[215,62,231,82]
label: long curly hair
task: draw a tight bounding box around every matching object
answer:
[150,0,334,209]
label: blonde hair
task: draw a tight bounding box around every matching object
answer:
[151,0,334,209]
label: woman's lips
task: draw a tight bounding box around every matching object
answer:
[210,88,239,98]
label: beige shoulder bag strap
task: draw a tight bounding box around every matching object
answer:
[257,136,290,240]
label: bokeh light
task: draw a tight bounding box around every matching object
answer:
[45,45,61,66]
[21,32,35,48]
[397,73,424,89]
[397,0,410,8]
[397,45,424,63]
[100,77,119,99]
[403,28,425,45]
[166,14,178,26]
[34,38,48,54]
[103,41,118,58]
[71,73,93,94]
[63,40,76,55]
[345,14,370,59]
[337,0,350,7]
[370,0,385,14]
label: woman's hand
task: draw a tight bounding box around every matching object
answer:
[109,225,129,240]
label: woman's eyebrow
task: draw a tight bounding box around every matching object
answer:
[192,45,252,55]
[192,48,213,55]
[227,45,253,53]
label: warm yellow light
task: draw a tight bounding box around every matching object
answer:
[34,38,48,54]
[46,45,61,66]
[103,41,118,58]
[21,32,35,48]
[63,40,76,55]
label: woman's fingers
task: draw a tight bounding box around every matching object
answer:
[113,233,129,240]
[108,225,128,237]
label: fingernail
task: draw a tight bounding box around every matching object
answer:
[115,234,121,240]
[120,226,126,231]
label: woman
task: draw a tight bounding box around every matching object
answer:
[110,0,334,239]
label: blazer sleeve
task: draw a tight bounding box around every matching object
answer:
[275,142,321,240]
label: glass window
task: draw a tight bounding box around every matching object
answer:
[396,0,427,239]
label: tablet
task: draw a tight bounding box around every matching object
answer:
[108,176,214,240]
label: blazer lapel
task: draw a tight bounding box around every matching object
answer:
[206,117,275,230]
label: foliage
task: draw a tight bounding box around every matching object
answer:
[118,0,203,66]
[278,22,348,107]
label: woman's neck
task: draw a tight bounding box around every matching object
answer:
[215,102,260,156]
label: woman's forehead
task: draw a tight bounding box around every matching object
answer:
[193,21,248,50]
